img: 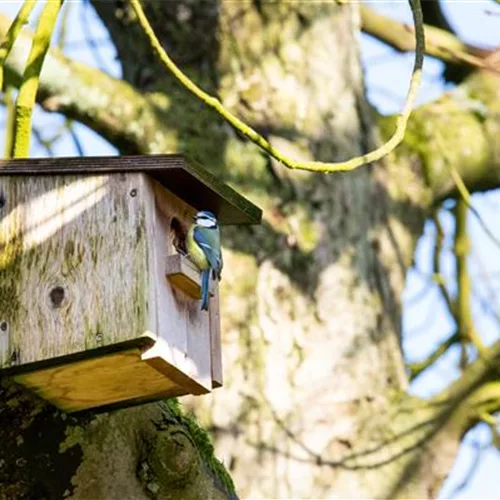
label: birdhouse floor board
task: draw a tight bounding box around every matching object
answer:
[13,346,189,413]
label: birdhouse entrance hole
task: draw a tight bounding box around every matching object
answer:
[0,155,261,412]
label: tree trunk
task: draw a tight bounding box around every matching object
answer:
[90,1,455,498]
[0,1,492,498]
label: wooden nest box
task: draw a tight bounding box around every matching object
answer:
[0,155,261,412]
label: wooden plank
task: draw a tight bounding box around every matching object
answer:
[141,338,209,396]
[186,291,212,392]
[146,178,212,393]
[145,178,190,376]
[209,285,223,388]
[0,173,152,368]
[14,346,185,412]
[0,155,262,225]
[0,337,155,377]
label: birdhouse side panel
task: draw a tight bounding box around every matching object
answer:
[142,178,212,392]
[0,174,152,369]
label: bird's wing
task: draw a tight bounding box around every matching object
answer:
[193,227,222,274]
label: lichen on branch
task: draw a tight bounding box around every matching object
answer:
[361,5,493,73]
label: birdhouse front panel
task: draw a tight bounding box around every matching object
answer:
[0,173,152,364]
[0,155,261,412]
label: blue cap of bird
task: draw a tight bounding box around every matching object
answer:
[194,211,218,228]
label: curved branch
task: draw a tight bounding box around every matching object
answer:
[129,0,425,174]
[3,9,500,203]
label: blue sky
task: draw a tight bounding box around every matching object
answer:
[1,1,499,497]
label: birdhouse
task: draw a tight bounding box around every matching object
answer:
[0,155,261,412]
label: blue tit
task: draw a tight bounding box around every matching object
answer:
[186,210,223,311]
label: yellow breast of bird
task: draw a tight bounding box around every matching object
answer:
[186,226,209,270]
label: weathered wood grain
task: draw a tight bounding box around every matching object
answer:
[0,173,152,367]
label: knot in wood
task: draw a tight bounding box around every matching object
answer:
[49,286,65,308]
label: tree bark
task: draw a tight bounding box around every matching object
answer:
[0,380,235,499]
[1,1,499,498]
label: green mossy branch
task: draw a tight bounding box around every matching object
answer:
[3,86,15,158]
[129,0,424,173]
[162,399,236,498]
[431,211,455,315]
[0,0,37,91]
[408,331,460,381]
[11,0,63,158]
[454,198,486,360]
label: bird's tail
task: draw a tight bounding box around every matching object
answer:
[201,269,210,311]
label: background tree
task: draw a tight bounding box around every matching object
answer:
[0,0,499,498]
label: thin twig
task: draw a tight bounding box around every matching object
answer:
[66,119,85,156]
[431,211,455,315]
[56,1,70,50]
[449,440,485,498]
[454,198,486,361]
[129,0,425,173]
[408,331,460,380]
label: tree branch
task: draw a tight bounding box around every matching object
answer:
[0,13,172,155]
[361,6,495,74]
[381,70,500,201]
[0,0,37,90]
[435,340,500,416]
[408,331,459,380]
[3,86,15,158]
[461,381,500,435]
[454,198,486,361]
[12,0,63,158]
[431,212,455,315]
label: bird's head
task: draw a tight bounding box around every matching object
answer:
[194,210,218,229]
